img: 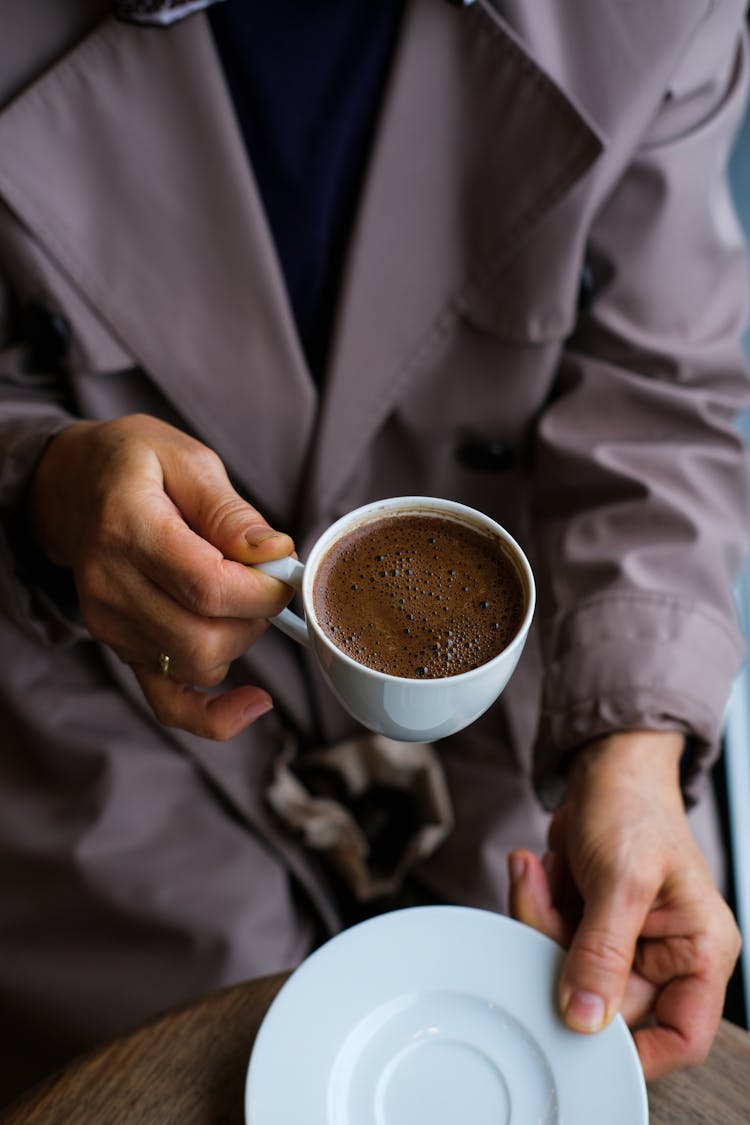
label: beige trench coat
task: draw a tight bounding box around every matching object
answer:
[0,0,749,1100]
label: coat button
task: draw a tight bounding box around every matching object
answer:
[21,302,71,373]
[456,437,514,472]
[577,254,612,314]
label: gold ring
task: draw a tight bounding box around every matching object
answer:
[158,652,171,677]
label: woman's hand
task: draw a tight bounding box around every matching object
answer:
[508,731,742,1078]
[28,413,295,739]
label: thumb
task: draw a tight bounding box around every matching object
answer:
[559,894,645,1034]
[161,446,294,564]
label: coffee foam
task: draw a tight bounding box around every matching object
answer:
[313,514,525,679]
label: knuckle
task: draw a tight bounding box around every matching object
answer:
[716,900,743,960]
[178,629,232,685]
[599,856,654,907]
[88,479,135,545]
[148,693,176,729]
[681,1031,712,1070]
[695,897,742,971]
[576,928,633,980]
[207,493,252,539]
[689,932,716,977]
[182,566,224,618]
[189,442,224,476]
[194,663,231,689]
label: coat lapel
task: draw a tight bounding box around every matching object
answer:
[0,1,604,531]
[305,0,603,520]
[0,13,315,526]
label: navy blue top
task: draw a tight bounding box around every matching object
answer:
[208,0,405,382]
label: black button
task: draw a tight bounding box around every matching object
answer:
[577,262,596,313]
[21,302,71,373]
[576,254,613,315]
[456,437,514,472]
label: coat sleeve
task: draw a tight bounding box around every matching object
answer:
[531,5,750,806]
[0,256,85,645]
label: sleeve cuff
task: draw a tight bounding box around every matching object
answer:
[533,591,744,808]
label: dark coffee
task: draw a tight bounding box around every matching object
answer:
[313,513,525,679]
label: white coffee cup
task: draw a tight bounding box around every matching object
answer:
[256,496,535,742]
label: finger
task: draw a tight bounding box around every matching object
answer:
[633,969,726,1078]
[141,615,269,687]
[619,966,658,1029]
[135,669,274,741]
[509,850,655,1028]
[508,850,571,947]
[630,902,740,1075]
[638,891,741,967]
[84,571,272,685]
[129,504,295,621]
[158,443,295,565]
[559,890,649,1035]
[519,849,656,1027]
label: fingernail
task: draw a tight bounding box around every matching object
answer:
[243,698,273,721]
[508,853,525,882]
[564,990,606,1033]
[245,527,282,548]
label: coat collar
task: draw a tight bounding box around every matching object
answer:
[113,0,223,25]
[0,0,602,528]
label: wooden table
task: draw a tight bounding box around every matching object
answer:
[2,972,748,1123]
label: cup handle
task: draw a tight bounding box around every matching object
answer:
[253,558,310,647]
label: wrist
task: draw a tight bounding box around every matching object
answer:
[566,730,686,804]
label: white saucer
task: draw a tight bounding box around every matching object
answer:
[244,905,648,1124]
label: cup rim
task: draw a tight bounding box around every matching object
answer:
[301,496,535,685]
